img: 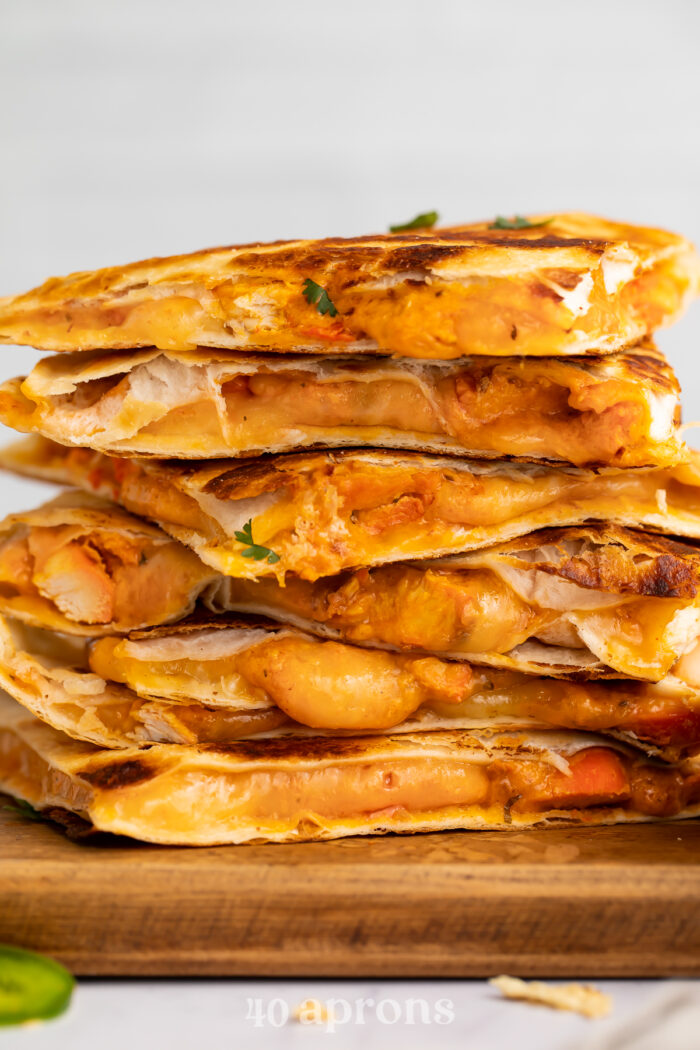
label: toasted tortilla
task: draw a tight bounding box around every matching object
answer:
[1,614,698,761]
[1,692,699,844]
[4,437,700,582]
[0,490,217,634]
[0,214,697,358]
[208,524,700,682]
[0,342,683,468]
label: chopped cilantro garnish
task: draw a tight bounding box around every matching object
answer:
[302,278,338,317]
[3,798,48,823]
[489,215,553,230]
[234,520,281,564]
[389,211,439,232]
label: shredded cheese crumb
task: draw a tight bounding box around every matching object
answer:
[655,488,668,514]
[489,975,612,1018]
[292,999,335,1025]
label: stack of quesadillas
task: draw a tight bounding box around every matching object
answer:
[0,212,699,845]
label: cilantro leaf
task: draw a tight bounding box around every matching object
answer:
[489,215,553,230]
[234,519,281,564]
[302,278,338,317]
[390,211,439,233]
[234,520,254,545]
[3,798,48,822]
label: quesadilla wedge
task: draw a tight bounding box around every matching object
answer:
[7,500,700,683]
[0,214,697,359]
[4,437,700,581]
[1,615,699,760]
[208,525,700,682]
[0,491,217,635]
[0,342,683,468]
[6,500,700,683]
[1,693,699,844]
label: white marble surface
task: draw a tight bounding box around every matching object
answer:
[2,979,700,1050]
[1,2,700,1045]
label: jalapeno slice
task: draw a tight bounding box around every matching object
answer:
[0,946,74,1026]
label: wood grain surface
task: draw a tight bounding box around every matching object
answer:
[1,799,699,977]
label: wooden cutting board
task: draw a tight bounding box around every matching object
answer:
[1,799,699,977]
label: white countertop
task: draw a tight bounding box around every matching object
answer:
[3,979,700,1050]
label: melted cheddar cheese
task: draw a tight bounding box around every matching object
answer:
[86,626,700,754]
[36,445,700,583]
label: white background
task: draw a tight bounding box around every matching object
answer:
[1,2,700,1046]
[1,0,700,472]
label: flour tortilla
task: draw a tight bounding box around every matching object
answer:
[0,490,217,635]
[207,523,700,681]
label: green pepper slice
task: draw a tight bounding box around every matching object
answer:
[0,946,74,1026]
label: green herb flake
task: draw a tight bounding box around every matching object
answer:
[489,215,553,230]
[389,211,439,233]
[302,278,338,317]
[234,520,281,565]
[3,798,48,823]
[0,945,74,1026]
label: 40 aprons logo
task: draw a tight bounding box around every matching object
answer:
[246,995,455,1032]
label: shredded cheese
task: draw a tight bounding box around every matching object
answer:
[655,488,668,514]
[489,975,612,1018]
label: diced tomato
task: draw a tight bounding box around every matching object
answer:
[87,467,104,491]
[298,323,354,343]
[545,748,630,809]
[111,458,130,485]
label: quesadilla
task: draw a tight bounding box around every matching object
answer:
[208,524,700,681]
[5,437,700,582]
[0,214,697,359]
[0,341,684,468]
[1,615,699,760]
[0,491,217,635]
[5,501,700,682]
[1,692,699,844]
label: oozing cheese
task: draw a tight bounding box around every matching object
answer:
[85,627,700,753]
[89,631,478,728]
[211,560,700,681]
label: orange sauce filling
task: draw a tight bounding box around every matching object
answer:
[91,744,700,833]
